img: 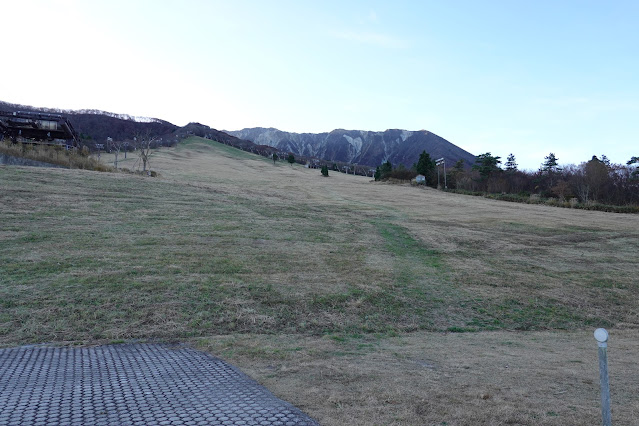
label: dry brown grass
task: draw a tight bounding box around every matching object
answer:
[2,136,638,424]
[197,330,639,425]
[0,139,112,171]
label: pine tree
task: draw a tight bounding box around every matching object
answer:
[540,152,562,190]
[472,153,501,180]
[379,160,392,179]
[505,153,518,172]
[628,156,639,178]
[541,153,561,173]
[415,150,436,185]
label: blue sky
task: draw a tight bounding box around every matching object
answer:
[2,0,637,170]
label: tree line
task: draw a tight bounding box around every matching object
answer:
[375,150,639,207]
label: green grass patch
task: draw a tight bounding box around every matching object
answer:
[178,136,264,161]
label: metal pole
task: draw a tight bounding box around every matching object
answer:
[436,158,445,189]
[443,160,447,189]
[594,328,611,426]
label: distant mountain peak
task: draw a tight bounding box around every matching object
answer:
[228,127,475,168]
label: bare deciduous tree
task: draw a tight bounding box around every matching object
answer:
[134,132,156,173]
[569,165,590,203]
[107,137,124,169]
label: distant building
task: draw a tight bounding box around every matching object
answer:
[415,174,426,183]
[0,110,79,146]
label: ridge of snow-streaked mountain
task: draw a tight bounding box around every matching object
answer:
[228,127,476,168]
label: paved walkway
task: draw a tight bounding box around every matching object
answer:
[0,343,319,426]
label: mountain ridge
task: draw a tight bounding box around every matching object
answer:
[228,127,476,169]
[1,99,475,169]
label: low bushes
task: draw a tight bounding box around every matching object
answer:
[445,188,639,214]
[0,140,113,172]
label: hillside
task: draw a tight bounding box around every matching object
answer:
[2,137,639,424]
[0,101,262,155]
[0,100,178,143]
[1,100,476,171]
[229,127,477,168]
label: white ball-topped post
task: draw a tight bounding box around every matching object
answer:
[594,328,609,346]
[594,328,611,426]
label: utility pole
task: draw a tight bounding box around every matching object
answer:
[436,158,447,189]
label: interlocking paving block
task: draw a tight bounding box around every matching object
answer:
[0,344,319,426]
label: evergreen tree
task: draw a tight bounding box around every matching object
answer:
[321,164,329,177]
[374,166,381,181]
[379,160,392,179]
[585,156,611,201]
[628,156,639,178]
[472,153,501,180]
[415,150,436,185]
[505,153,518,172]
[540,152,562,190]
[541,153,561,173]
[272,153,278,164]
[287,153,295,164]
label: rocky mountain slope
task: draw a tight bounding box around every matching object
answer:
[228,127,475,168]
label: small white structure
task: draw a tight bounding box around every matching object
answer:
[415,174,426,183]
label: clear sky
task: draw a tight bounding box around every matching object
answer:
[2,0,637,170]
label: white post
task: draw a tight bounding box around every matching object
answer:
[594,328,611,426]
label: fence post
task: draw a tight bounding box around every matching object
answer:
[594,328,611,426]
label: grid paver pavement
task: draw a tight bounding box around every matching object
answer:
[0,343,319,425]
